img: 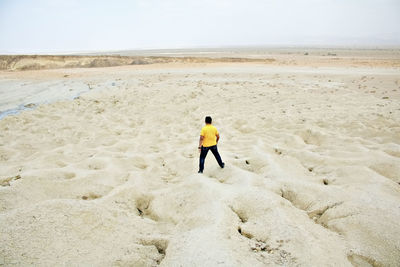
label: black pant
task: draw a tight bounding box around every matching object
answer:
[199,145,224,172]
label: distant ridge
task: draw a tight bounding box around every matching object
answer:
[0,55,274,71]
[1,50,400,71]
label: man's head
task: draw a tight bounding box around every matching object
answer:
[205,116,212,124]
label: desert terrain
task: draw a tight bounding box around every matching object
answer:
[0,49,400,266]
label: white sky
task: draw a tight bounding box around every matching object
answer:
[0,0,399,53]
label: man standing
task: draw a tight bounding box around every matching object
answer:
[198,116,225,173]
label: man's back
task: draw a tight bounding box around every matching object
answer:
[200,124,218,147]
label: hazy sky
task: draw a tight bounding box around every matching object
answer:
[0,0,399,53]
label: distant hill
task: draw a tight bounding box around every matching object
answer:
[0,55,273,71]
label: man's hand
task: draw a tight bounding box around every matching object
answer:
[198,146,202,153]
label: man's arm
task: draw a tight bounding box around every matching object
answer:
[216,133,220,144]
[199,136,204,150]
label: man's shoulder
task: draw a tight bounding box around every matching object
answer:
[209,125,218,132]
[202,124,218,131]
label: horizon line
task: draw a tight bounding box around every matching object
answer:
[2,44,400,56]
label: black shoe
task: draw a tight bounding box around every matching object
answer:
[221,163,225,168]
[198,170,203,173]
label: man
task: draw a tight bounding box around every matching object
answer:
[198,116,225,173]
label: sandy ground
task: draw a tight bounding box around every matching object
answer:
[0,54,400,266]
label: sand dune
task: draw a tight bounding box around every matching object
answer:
[0,53,400,266]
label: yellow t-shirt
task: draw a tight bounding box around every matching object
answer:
[200,124,219,147]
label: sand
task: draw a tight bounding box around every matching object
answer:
[0,50,400,266]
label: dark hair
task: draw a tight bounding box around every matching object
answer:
[205,116,212,124]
